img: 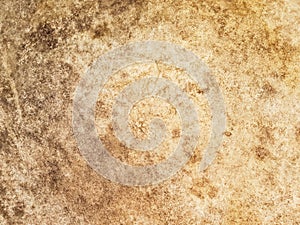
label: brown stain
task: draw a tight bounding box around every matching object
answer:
[100,123,169,166]
[0,128,11,154]
[56,172,127,224]
[256,119,276,145]
[0,56,80,209]
[92,22,111,39]
[295,126,300,143]
[0,183,9,222]
[0,79,15,109]
[0,172,26,224]
[29,23,58,51]
[95,83,182,167]
[44,160,63,192]
[12,201,25,218]
[262,82,276,96]
[184,82,204,95]
[61,173,198,225]
[171,129,181,138]
[253,146,270,161]
[101,0,146,41]
[70,7,93,33]
[258,125,275,145]
[108,0,145,16]
[200,0,299,88]
[224,199,261,225]
[16,60,78,119]
[95,100,110,118]
[261,170,276,187]
[190,177,218,199]
[0,0,299,224]
[0,204,10,223]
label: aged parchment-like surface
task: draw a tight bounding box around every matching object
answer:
[0,0,299,224]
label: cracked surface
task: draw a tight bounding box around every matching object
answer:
[0,0,299,224]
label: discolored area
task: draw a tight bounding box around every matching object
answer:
[0,0,299,224]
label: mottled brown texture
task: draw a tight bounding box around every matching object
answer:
[0,0,299,224]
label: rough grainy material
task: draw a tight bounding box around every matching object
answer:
[0,0,299,224]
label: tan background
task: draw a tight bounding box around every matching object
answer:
[0,0,299,224]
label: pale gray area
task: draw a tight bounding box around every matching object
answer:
[72,41,225,186]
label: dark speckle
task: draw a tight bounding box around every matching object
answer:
[295,126,300,143]
[30,23,58,51]
[0,203,10,221]
[257,122,275,145]
[13,201,25,217]
[0,184,6,196]
[172,129,180,138]
[46,160,62,191]
[0,128,13,154]
[75,16,92,32]
[110,0,144,15]
[254,146,270,160]
[0,80,14,109]
[92,22,111,39]
[190,177,218,199]
[262,82,276,97]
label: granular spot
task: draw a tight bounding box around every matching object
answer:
[92,22,111,39]
[0,80,14,109]
[37,160,64,193]
[0,184,6,196]
[224,198,261,224]
[171,129,180,138]
[203,0,298,87]
[95,100,110,118]
[295,126,300,143]
[56,17,77,40]
[207,185,218,198]
[100,124,168,166]
[189,148,202,164]
[190,177,218,199]
[110,0,145,16]
[70,6,94,33]
[0,128,13,154]
[262,171,276,186]
[257,122,275,144]
[253,146,270,160]
[184,82,204,95]
[190,186,204,199]
[0,203,10,221]
[75,16,92,32]
[30,23,58,51]
[75,195,87,205]
[261,82,276,97]
[13,201,25,218]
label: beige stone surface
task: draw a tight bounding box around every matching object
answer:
[0,0,299,224]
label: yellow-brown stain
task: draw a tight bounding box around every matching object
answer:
[0,0,299,224]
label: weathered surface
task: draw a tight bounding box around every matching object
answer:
[0,0,299,224]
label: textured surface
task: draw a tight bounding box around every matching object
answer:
[1,0,300,224]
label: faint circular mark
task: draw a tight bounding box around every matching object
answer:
[72,41,226,186]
